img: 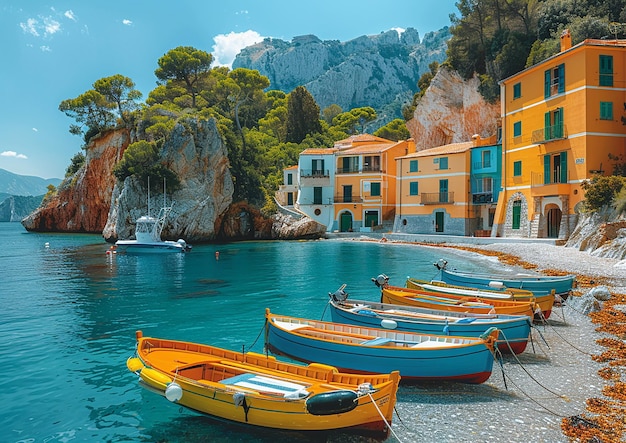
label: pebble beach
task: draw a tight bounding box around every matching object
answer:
[368,240,626,443]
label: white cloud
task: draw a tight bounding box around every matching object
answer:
[122,19,132,26]
[64,10,76,21]
[19,16,62,38]
[20,18,39,37]
[1,151,28,160]
[40,45,51,52]
[212,30,264,68]
[32,128,38,132]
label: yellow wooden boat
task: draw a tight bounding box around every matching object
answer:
[405,277,555,319]
[126,330,400,437]
[380,285,536,318]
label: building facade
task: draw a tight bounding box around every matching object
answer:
[495,32,626,239]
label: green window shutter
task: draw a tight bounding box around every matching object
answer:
[544,70,551,98]
[409,160,418,172]
[513,161,522,176]
[544,155,551,184]
[560,151,567,183]
[409,182,418,195]
[439,157,448,169]
[513,121,521,137]
[371,182,381,196]
[557,64,565,94]
[600,102,613,120]
[513,83,521,99]
[544,112,551,140]
[554,108,563,138]
[600,55,614,86]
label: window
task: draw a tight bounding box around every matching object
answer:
[513,82,521,99]
[600,55,613,87]
[364,155,380,172]
[312,159,324,175]
[512,200,521,229]
[544,152,568,184]
[513,121,522,138]
[482,150,491,168]
[409,182,418,196]
[438,157,448,170]
[544,108,564,140]
[600,101,613,120]
[513,160,522,176]
[544,63,565,98]
[313,187,322,205]
[409,160,418,172]
[287,173,293,185]
[370,182,381,196]
[439,179,449,203]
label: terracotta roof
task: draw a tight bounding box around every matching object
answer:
[338,142,397,155]
[399,141,473,159]
[299,147,338,155]
[333,134,392,149]
[284,165,298,170]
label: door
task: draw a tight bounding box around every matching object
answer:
[340,212,353,232]
[439,179,448,203]
[287,192,293,206]
[343,185,352,203]
[435,212,444,233]
[364,210,378,228]
[547,207,562,238]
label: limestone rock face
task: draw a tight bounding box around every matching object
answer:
[271,213,326,240]
[406,68,500,150]
[102,118,234,243]
[567,209,626,260]
[233,28,450,119]
[22,129,128,232]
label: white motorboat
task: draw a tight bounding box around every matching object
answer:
[115,179,191,254]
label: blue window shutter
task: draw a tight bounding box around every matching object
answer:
[544,70,551,98]
[560,151,567,183]
[558,64,565,94]
[544,112,551,140]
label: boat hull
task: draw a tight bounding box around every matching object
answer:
[115,240,187,254]
[265,311,498,384]
[381,285,536,318]
[406,277,555,320]
[328,299,531,354]
[128,332,399,436]
[439,269,574,298]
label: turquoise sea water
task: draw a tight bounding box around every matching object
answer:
[0,222,512,443]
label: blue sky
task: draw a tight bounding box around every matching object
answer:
[0,1,458,179]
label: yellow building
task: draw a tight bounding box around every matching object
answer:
[496,31,626,239]
[333,134,413,232]
[394,141,474,235]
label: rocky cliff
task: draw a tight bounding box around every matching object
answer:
[566,208,626,260]
[406,67,501,149]
[22,129,127,232]
[233,28,450,121]
[0,195,44,222]
[23,117,325,242]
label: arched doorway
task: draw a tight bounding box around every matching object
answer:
[546,205,562,238]
[340,211,353,232]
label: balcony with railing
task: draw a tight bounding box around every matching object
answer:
[421,192,454,205]
[530,171,571,196]
[472,192,494,204]
[531,124,567,144]
[333,195,363,204]
[299,169,330,186]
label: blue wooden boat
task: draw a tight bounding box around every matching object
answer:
[436,261,575,299]
[327,286,531,354]
[265,309,500,384]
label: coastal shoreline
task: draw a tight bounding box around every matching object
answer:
[336,235,625,442]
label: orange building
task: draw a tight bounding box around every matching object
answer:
[394,141,473,235]
[333,135,414,232]
[495,31,626,239]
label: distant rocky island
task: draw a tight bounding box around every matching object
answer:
[0,168,61,222]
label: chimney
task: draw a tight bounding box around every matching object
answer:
[560,29,572,52]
